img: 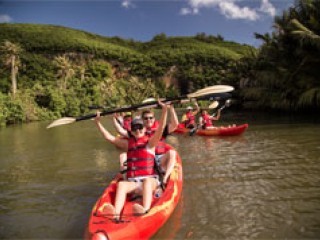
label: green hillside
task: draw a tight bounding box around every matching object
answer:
[0,23,254,126]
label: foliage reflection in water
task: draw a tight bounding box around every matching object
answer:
[0,116,320,239]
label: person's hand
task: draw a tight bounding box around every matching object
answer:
[95,111,101,122]
[157,99,167,110]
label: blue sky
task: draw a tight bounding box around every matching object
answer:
[0,0,294,46]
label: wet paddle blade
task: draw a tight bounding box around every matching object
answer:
[225,99,232,107]
[46,117,76,129]
[196,85,234,94]
[187,85,234,98]
[142,97,156,103]
[208,101,219,109]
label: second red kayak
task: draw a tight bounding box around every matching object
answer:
[175,123,249,136]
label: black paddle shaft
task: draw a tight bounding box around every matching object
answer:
[76,92,228,122]
[75,97,184,122]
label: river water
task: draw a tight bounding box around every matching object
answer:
[0,112,320,239]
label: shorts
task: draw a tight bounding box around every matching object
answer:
[127,175,160,190]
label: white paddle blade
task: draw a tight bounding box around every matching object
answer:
[187,85,234,98]
[225,99,232,107]
[142,97,156,103]
[46,117,76,129]
[208,101,219,109]
[137,104,158,110]
[195,85,234,94]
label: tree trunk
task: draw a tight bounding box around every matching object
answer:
[11,56,17,97]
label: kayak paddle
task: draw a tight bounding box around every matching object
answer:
[208,101,219,109]
[219,99,232,111]
[47,85,234,129]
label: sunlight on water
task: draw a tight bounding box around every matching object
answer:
[176,123,320,239]
[1,117,320,239]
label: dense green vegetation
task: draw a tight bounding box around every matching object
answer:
[0,23,251,126]
[237,0,320,111]
[0,0,319,127]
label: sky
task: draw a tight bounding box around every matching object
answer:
[0,0,294,46]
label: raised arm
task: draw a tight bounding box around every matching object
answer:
[192,100,200,116]
[95,112,128,150]
[211,109,221,121]
[167,104,179,133]
[112,114,129,137]
[148,100,168,148]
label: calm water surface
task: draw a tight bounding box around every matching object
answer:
[0,112,320,239]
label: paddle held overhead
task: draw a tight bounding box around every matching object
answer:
[46,85,234,129]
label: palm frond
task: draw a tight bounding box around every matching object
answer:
[298,87,320,107]
[290,19,320,48]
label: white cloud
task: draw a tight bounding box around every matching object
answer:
[180,8,192,15]
[219,2,259,20]
[0,14,12,23]
[189,0,221,9]
[180,7,199,16]
[121,0,134,9]
[259,0,276,17]
[182,0,276,21]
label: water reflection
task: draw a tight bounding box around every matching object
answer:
[178,123,320,239]
[0,119,320,239]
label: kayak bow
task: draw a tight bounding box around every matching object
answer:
[86,148,183,240]
[175,123,249,136]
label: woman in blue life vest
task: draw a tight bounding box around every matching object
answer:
[94,100,168,219]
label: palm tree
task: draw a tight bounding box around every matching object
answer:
[288,0,320,108]
[53,55,75,91]
[243,0,320,110]
[0,40,23,97]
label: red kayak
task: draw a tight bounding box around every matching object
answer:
[175,123,249,136]
[86,148,183,240]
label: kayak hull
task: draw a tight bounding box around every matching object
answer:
[175,123,249,136]
[86,148,183,240]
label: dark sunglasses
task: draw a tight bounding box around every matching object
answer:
[131,124,144,131]
[143,116,154,120]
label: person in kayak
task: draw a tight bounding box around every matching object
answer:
[141,106,178,184]
[199,109,221,129]
[113,105,179,184]
[122,112,132,131]
[95,100,168,218]
[181,101,200,129]
[113,112,133,132]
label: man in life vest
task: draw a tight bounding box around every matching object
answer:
[199,109,221,129]
[113,105,179,184]
[181,101,200,129]
[140,105,178,184]
[94,100,168,218]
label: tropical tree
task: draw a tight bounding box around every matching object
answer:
[288,0,320,107]
[115,77,158,106]
[53,55,75,91]
[0,40,23,97]
[241,0,320,110]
